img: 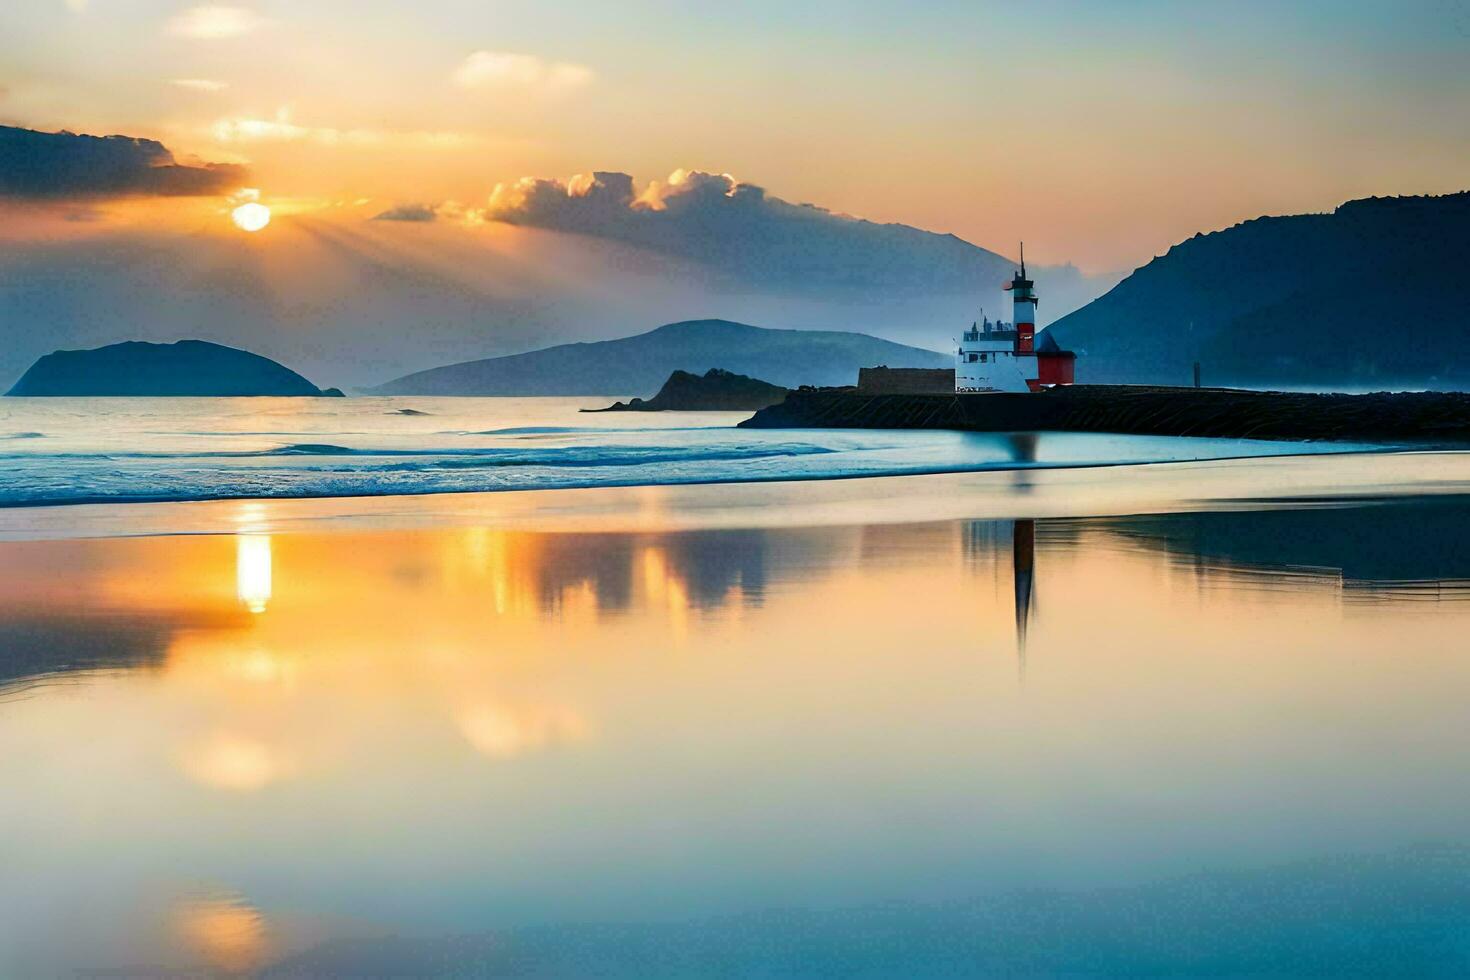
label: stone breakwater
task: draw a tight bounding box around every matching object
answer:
[738,385,1470,443]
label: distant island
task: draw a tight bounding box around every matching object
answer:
[586,368,789,412]
[6,340,343,397]
[1052,191,1470,389]
[370,319,948,395]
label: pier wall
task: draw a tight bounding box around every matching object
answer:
[857,367,955,395]
[739,385,1470,443]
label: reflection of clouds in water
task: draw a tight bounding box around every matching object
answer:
[457,704,590,759]
[14,507,1469,707]
[639,547,689,643]
[173,890,271,975]
[226,645,293,686]
[178,732,290,792]
[236,534,272,614]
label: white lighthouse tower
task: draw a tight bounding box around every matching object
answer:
[1006,243,1037,354]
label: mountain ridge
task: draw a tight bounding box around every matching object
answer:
[371,319,949,395]
[1050,191,1470,388]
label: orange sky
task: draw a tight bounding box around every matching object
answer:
[4,1,1469,270]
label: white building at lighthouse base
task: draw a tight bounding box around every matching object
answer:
[955,319,1034,393]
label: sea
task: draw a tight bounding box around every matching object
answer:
[3,396,1470,976]
[0,395,1384,509]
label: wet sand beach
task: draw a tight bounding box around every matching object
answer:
[3,459,1470,975]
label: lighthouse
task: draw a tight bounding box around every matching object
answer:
[954,243,1076,393]
[1005,244,1037,354]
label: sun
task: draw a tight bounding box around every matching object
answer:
[231,202,271,232]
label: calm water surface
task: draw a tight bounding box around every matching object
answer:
[2,472,1470,976]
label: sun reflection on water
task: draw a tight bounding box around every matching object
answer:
[457,704,591,758]
[179,732,288,792]
[173,891,271,974]
[236,534,272,614]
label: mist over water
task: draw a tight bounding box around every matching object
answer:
[0,203,1118,392]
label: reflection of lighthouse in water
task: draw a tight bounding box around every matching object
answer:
[1013,519,1035,679]
[961,518,1037,680]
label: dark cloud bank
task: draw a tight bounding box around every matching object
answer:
[475,170,1021,294]
[0,124,245,198]
[375,170,1113,312]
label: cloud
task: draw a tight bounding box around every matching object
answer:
[370,168,1111,304]
[210,108,472,148]
[210,111,311,143]
[633,168,767,211]
[469,168,1110,305]
[484,170,771,231]
[486,171,642,233]
[172,78,229,92]
[372,203,437,222]
[478,168,963,291]
[0,124,246,199]
[453,51,594,94]
[167,5,268,40]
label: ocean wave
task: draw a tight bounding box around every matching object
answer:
[0,439,876,506]
[0,457,1086,508]
[0,432,44,440]
[0,441,840,464]
[249,442,842,470]
[369,446,839,471]
[457,425,722,436]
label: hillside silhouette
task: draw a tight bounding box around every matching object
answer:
[373,319,947,395]
[1051,192,1470,388]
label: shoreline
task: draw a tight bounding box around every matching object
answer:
[4,448,1470,543]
